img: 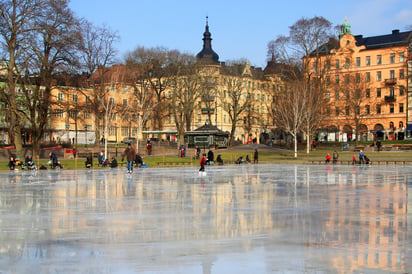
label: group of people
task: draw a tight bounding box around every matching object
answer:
[8,155,37,171]
[325,150,339,164]
[325,149,371,165]
[235,149,259,165]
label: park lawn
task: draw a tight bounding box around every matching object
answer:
[1,148,412,171]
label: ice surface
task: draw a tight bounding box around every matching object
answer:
[0,164,411,273]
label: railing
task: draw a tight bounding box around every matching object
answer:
[384,95,395,102]
[385,78,397,85]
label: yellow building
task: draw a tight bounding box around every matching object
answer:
[315,18,412,142]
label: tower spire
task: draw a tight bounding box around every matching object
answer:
[340,16,352,38]
[196,16,219,64]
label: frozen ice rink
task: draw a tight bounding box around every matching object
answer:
[0,164,411,273]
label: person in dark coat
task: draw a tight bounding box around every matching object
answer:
[109,157,118,168]
[85,154,93,168]
[207,149,214,165]
[8,156,16,170]
[253,149,258,164]
[122,143,136,173]
[216,155,223,165]
[135,154,143,168]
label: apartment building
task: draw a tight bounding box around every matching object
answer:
[313,18,412,142]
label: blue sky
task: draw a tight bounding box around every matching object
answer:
[69,0,412,68]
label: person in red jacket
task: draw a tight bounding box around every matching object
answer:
[199,153,207,172]
[325,153,331,164]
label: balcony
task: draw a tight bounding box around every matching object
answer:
[384,95,396,102]
[201,108,215,114]
[385,78,397,85]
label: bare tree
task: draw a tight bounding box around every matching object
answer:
[0,0,47,156]
[330,72,374,142]
[124,58,155,152]
[268,16,337,154]
[218,75,251,145]
[80,21,119,145]
[0,0,82,159]
[270,80,307,158]
[166,54,201,148]
[126,47,177,131]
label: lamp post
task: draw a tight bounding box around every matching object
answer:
[115,122,118,157]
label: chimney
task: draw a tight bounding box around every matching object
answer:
[392,29,399,35]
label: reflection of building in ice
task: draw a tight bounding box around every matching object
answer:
[0,165,409,272]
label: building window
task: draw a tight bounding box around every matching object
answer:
[335,107,340,116]
[376,71,381,81]
[390,70,395,79]
[197,114,201,122]
[400,52,405,62]
[122,98,128,107]
[345,90,350,99]
[335,90,340,100]
[72,94,78,104]
[345,58,350,68]
[377,88,381,97]
[326,92,330,101]
[399,103,404,113]
[377,55,382,64]
[365,105,370,114]
[390,53,395,64]
[356,57,360,67]
[365,88,370,98]
[326,76,330,85]
[335,59,340,69]
[121,126,128,136]
[355,89,361,99]
[345,74,350,83]
[356,73,360,83]
[335,75,339,84]
[325,60,330,70]
[83,111,91,119]
[355,106,360,115]
[313,61,317,72]
[400,86,405,96]
[376,104,381,114]
[390,87,395,97]
[54,109,64,118]
[399,69,404,79]
[57,92,64,102]
[326,108,331,116]
[366,56,370,66]
[69,110,78,119]
[390,104,394,114]
[109,97,115,105]
[365,72,370,82]
[345,106,350,115]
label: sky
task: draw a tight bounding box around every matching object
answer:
[69,0,412,68]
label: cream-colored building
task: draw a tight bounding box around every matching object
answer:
[49,20,283,145]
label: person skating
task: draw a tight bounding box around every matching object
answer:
[122,143,136,173]
[199,153,207,172]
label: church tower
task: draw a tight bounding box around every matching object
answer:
[196,17,220,64]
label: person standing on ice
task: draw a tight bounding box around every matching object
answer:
[122,143,136,173]
[199,153,207,172]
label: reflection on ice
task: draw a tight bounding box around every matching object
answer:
[0,164,411,273]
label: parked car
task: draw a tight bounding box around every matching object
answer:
[121,137,137,144]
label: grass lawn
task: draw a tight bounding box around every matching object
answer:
[2,146,412,171]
